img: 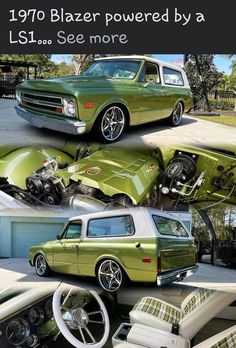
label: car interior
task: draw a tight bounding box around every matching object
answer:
[0,283,235,348]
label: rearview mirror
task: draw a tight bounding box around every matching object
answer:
[56,234,61,240]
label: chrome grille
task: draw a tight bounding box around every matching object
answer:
[20,91,63,114]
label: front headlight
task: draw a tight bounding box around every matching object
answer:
[63,98,76,117]
[16,90,22,104]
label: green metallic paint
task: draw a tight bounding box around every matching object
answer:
[154,144,236,206]
[16,58,192,133]
[30,232,196,284]
[1,144,235,207]
[56,148,160,204]
[0,146,74,188]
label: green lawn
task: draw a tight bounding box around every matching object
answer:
[193,114,236,128]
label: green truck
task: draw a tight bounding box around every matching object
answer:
[15,56,192,142]
[29,207,198,292]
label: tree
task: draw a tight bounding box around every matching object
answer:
[185,55,222,109]
[0,54,54,78]
[192,205,235,241]
[72,54,151,75]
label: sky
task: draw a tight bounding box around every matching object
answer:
[51,54,233,74]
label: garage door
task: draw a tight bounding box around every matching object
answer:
[11,221,65,258]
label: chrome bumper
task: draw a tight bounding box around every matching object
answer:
[156,264,199,286]
[15,105,86,135]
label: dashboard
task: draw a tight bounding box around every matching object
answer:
[0,294,55,348]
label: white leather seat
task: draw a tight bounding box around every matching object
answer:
[114,325,236,348]
[129,288,236,340]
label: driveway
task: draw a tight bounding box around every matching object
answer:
[0,258,235,294]
[1,99,236,147]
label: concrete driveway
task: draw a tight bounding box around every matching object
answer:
[1,99,236,147]
[0,258,235,294]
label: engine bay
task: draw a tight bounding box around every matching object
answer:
[0,145,235,210]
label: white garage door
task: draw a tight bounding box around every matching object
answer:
[11,221,65,258]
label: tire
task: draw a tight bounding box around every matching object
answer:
[34,254,51,277]
[97,259,125,292]
[94,105,127,143]
[167,102,184,127]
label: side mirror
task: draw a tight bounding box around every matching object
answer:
[56,234,61,241]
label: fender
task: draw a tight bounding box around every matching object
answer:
[0,146,74,188]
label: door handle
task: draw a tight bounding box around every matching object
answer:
[72,245,79,249]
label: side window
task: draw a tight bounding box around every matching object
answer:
[152,215,188,237]
[63,222,82,239]
[87,215,135,237]
[163,67,184,86]
[141,62,160,84]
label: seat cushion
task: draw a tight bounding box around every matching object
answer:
[130,296,182,332]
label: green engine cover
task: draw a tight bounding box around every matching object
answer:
[57,148,160,204]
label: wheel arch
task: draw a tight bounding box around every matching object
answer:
[174,98,185,112]
[32,251,49,266]
[95,101,131,127]
[94,255,130,280]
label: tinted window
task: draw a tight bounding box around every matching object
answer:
[163,67,184,86]
[152,215,188,237]
[84,60,141,80]
[88,215,135,237]
[63,222,82,239]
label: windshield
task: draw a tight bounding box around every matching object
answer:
[83,60,141,80]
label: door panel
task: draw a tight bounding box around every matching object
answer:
[52,220,82,274]
[137,61,173,123]
[53,239,79,274]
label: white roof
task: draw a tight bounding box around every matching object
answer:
[95,55,185,72]
[69,206,183,223]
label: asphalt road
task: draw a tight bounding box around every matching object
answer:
[1,99,236,147]
[0,258,235,294]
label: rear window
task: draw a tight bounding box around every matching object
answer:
[163,67,184,86]
[152,215,189,237]
[87,215,135,237]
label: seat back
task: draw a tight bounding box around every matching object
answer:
[179,290,236,340]
[181,288,215,316]
[193,325,236,348]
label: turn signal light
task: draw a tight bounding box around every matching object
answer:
[55,107,63,113]
[84,102,95,108]
[142,258,152,263]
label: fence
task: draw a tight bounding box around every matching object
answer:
[196,240,236,268]
[207,90,236,110]
[0,75,23,99]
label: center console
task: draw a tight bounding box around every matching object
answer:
[112,323,190,348]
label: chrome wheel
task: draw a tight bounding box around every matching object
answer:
[100,106,125,141]
[35,255,47,276]
[172,102,183,125]
[98,260,122,292]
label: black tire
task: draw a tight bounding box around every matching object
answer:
[34,254,51,277]
[96,259,126,292]
[167,102,184,127]
[94,105,127,143]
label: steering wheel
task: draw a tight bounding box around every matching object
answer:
[52,285,110,348]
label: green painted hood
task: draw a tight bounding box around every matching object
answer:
[17,75,133,95]
[0,146,74,188]
[56,148,160,204]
